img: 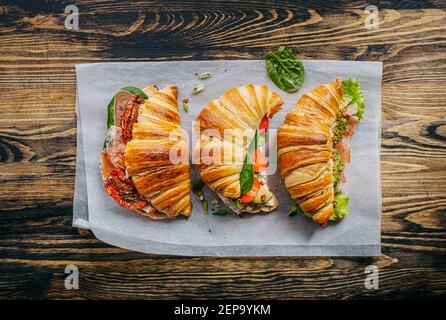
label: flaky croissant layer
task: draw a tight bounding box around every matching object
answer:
[194,84,284,213]
[124,85,192,219]
[278,78,351,226]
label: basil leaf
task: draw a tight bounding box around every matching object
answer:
[106,86,148,129]
[265,46,305,93]
[246,130,259,154]
[212,209,229,216]
[239,152,254,195]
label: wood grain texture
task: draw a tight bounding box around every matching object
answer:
[0,0,445,299]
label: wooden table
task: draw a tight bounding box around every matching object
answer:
[1,1,445,299]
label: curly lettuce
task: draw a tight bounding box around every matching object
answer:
[330,190,350,221]
[341,78,365,121]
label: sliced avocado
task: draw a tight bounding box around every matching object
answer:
[253,185,273,204]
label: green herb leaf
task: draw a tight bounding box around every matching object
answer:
[182,102,189,113]
[265,46,305,93]
[341,78,365,121]
[288,204,304,217]
[107,96,115,129]
[246,130,259,154]
[192,179,205,193]
[192,84,205,94]
[212,209,229,216]
[198,72,212,79]
[330,190,350,221]
[201,200,209,213]
[230,199,241,209]
[239,152,254,195]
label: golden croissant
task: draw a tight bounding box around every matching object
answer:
[278,78,365,226]
[101,85,192,219]
[193,84,284,213]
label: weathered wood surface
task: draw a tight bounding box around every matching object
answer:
[0,0,445,299]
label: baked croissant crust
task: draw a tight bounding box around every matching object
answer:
[278,78,362,226]
[102,85,192,219]
[193,84,284,213]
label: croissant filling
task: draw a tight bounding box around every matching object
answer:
[225,114,277,213]
[278,78,364,226]
[102,93,152,212]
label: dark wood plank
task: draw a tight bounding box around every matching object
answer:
[0,0,445,299]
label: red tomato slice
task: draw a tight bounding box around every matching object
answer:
[239,177,261,203]
[253,149,268,173]
[259,114,269,133]
[104,168,148,210]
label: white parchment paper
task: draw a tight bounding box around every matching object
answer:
[74,60,382,256]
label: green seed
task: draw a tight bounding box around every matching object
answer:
[201,200,208,213]
[192,84,205,94]
[198,72,212,79]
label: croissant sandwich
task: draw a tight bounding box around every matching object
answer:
[101,85,192,219]
[193,84,284,214]
[278,78,365,226]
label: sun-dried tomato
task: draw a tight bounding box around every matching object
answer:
[103,168,147,210]
[121,95,144,144]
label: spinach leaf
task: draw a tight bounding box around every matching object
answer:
[106,86,149,129]
[107,97,115,129]
[239,152,254,195]
[265,46,305,93]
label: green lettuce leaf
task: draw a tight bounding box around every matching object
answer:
[330,190,350,221]
[341,78,365,121]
